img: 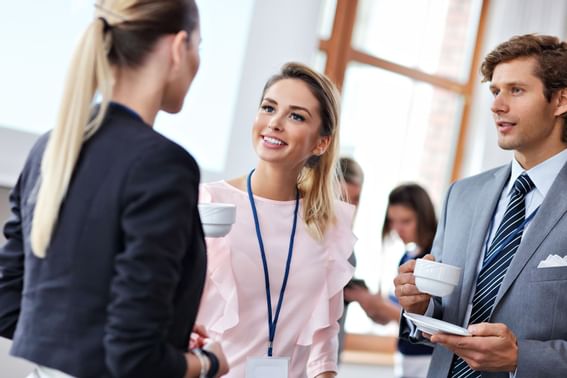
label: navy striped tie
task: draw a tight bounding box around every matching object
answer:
[450,173,535,378]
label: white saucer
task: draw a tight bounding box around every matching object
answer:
[403,312,470,336]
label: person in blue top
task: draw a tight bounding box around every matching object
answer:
[345,183,436,378]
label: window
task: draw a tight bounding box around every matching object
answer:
[317,0,489,335]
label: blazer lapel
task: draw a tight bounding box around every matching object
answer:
[457,165,511,322]
[495,161,567,308]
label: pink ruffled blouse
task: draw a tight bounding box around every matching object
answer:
[197,181,356,378]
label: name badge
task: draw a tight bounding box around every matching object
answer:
[245,356,289,378]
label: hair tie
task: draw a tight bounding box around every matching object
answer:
[98,17,111,33]
[94,3,127,25]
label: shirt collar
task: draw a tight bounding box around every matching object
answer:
[509,148,567,197]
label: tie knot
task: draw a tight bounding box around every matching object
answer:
[513,173,535,196]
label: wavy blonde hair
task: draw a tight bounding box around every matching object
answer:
[31,0,199,257]
[261,62,342,240]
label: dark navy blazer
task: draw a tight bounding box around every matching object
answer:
[0,104,206,378]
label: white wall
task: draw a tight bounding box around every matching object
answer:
[0,0,324,186]
[218,0,324,181]
[0,128,39,188]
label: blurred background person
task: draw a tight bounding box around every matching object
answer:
[0,1,228,377]
[337,156,365,362]
[346,183,436,378]
[339,156,364,208]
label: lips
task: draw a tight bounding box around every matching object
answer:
[262,135,287,146]
[496,120,517,134]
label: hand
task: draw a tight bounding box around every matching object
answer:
[430,322,518,372]
[189,324,209,349]
[393,254,435,314]
[344,285,369,303]
[203,340,230,377]
[315,372,336,378]
[348,289,400,325]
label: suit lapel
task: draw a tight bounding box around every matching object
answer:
[457,165,511,322]
[495,161,567,308]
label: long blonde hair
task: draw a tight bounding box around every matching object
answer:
[31,0,199,257]
[261,62,342,240]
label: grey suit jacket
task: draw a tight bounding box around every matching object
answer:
[402,162,567,378]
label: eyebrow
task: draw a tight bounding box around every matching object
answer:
[263,97,313,117]
[490,81,528,90]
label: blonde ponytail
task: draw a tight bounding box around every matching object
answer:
[30,0,200,257]
[298,131,341,240]
[31,17,114,257]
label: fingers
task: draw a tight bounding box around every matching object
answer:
[398,259,417,274]
[394,273,431,314]
[190,324,210,349]
[193,324,209,338]
[432,330,518,372]
[393,273,415,288]
[430,333,467,347]
[394,257,435,314]
[422,254,435,261]
[468,322,508,337]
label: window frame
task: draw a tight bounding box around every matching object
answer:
[319,0,491,359]
[319,0,491,180]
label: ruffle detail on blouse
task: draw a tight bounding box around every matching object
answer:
[197,184,240,334]
[296,200,357,346]
[202,236,241,334]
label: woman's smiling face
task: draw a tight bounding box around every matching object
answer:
[252,78,328,169]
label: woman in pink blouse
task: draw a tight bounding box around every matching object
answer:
[197,62,356,377]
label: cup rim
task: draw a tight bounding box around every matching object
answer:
[415,258,462,271]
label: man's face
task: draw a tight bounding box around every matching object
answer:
[489,57,565,165]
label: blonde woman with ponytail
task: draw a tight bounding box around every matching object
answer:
[197,62,356,378]
[0,1,228,377]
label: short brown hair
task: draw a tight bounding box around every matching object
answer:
[481,34,567,141]
[481,34,567,100]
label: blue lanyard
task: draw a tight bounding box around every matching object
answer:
[482,206,540,269]
[247,169,299,357]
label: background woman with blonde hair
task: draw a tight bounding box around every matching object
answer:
[0,1,227,377]
[197,62,356,377]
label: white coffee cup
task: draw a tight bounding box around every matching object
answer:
[198,203,236,238]
[413,258,461,297]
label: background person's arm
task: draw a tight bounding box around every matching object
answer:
[345,287,400,324]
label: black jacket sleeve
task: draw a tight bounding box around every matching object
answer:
[103,141,200,378]
[0,175,25,339]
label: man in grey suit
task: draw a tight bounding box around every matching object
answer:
[394,34,567,378]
